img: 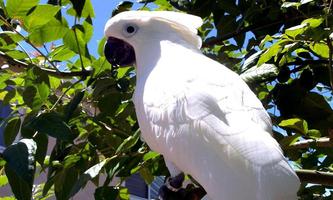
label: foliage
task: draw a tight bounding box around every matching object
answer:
[0,0,332,199]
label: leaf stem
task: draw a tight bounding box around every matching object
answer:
[50,78,83,111]
[73,17,86,72]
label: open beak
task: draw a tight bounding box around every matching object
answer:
[104,37,136,67]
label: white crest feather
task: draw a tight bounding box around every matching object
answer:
[107,11,203,49]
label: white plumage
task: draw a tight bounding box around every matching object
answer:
[104,11,300,200]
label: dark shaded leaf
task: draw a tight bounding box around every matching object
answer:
[3,139,36,200]
[26,112,75,141]
[116,129,140,153]
[34,133,48,165]
[64,90,85,122]
[54,167,79,200]
[69,159,109,198]
[94,186,119,200]
[4,117,20,146]
[112,1,133,16]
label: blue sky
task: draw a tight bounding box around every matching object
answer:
[89,1,144,56]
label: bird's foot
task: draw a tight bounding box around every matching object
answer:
[158,173,185,200]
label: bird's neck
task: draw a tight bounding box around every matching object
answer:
[135,39,200,81]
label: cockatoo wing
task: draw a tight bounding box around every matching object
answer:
[142,87,299,200]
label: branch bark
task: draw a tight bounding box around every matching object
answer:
[0,51,92,78]
[284,137,333,149]
[296,169,333,186]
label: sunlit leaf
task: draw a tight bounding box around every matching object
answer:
[29,18,69,46]
[24,4,61,30]
[6,0,39,18]
[279,118,308,134]
[310,42,329,58]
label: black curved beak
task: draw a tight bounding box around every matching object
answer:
[104,37,136,67]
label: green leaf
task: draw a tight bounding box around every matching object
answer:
[139,167,154,185]
[300,0,314,5]
[69,0,85,17]
[54,167,79,200]
[279,118,308,134]
[94,186,119,200]
[63,26,90,58]
[285,23,307,38]
[257,43,282,65]
[6,0,39,18]
[49,45,76,61]
[5,50,28,59]
[143,151,160,161]
[279,134,301,147]
[281,2,301,9]
[92,57,111,76]
[5,166,32,200]
[309,42,329,58]
[64,90,85,122]
[69,159,109,198]
[24,5,61,30]
[240,63,278,83]
[97,93,121,115]
[68,0,94,18]
[307,129,321,139]
[0,31,24,46]
[115,129,140,154]
[0,175,8,187]
[22,83,49,110]
[82,17,93,42]
[302,17,324,28]
[97,37,106,57]
[29,18,69,46]
[26,112,75,141]
[118,187,130,200]
[112,1,133,16]
[34,133,48,165]
[3,139,36,200]
[3,139,36,183]
[4,117,21,146]
[242,50,263,71]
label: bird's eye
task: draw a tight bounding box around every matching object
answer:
[126,26,135,33]
[123,24,138,37]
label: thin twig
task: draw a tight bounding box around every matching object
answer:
[0,16,60,73]
[50,78,83,110]
[296,169,333,186]
[0,51,92,78]
[283,137,333,149]
[327,37,333,90]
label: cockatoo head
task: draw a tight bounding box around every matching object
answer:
[104,11,203,67]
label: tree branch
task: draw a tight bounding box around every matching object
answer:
[0,51,92,78]
[296,169,333,186]
[284,137,333,149]
[327,36,333,90]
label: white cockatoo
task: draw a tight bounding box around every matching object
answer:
[103,11,300,200]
